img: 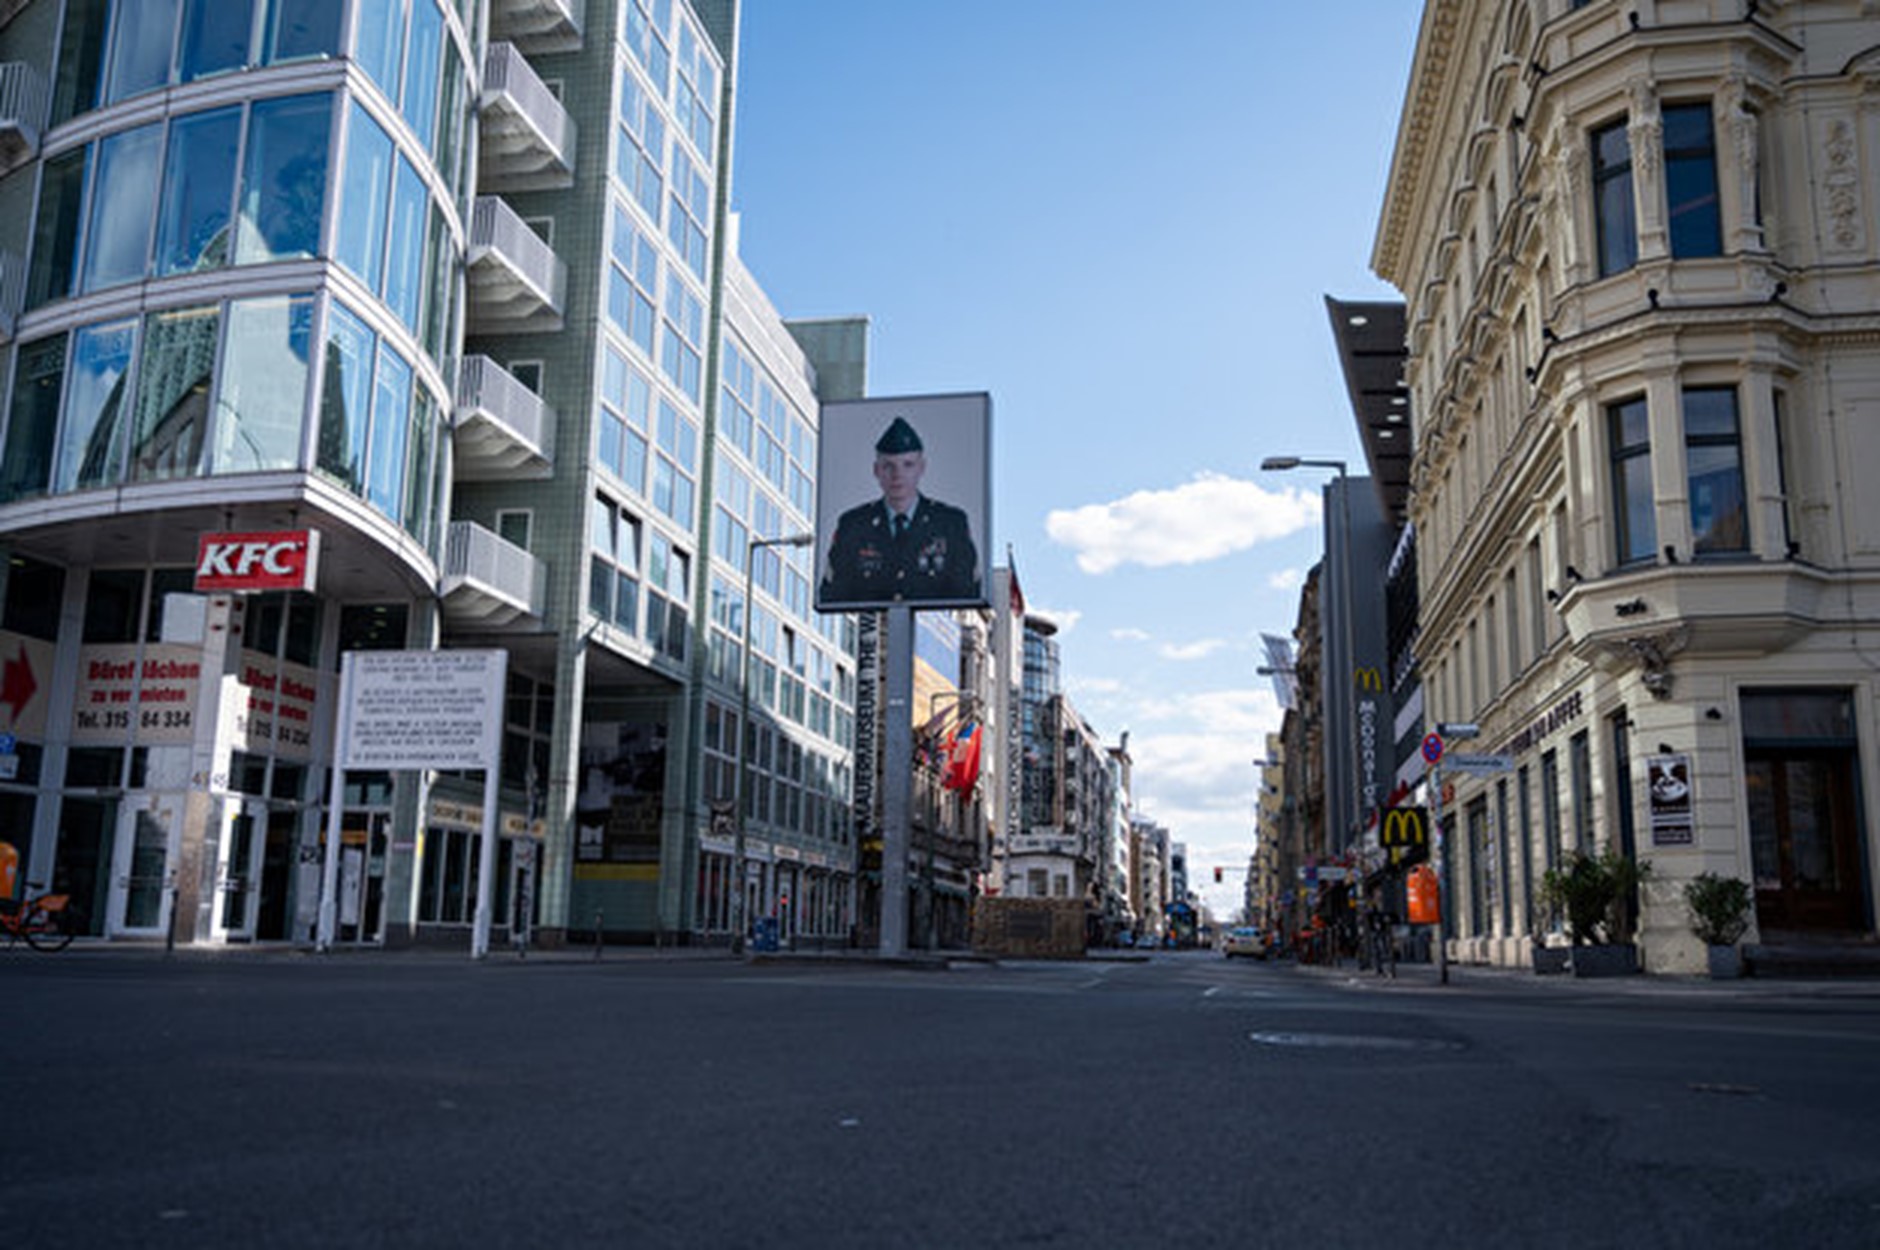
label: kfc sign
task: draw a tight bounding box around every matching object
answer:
[195,530,321,593]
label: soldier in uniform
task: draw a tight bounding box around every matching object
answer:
[820,416,981,605]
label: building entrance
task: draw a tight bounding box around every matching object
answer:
[108,796,177,937]
[53,796,117,937]
[215,803,299,942]
[1742,689,1869,936]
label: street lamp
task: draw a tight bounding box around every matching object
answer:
[1261,455,1358,860]
[733,531,814,952]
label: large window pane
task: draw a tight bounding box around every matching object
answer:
[52,0,109,124]
[403,388,434,539]
[235,94,333,265]
[103,0,180,105]
[27,150,87,308]
[402,0,444,152]
[179,0,254,81]
[0,336,68,504]
[263,0,343,64]
[154,107,241,277]
[1684,387,1747,554]
[318,303,375,492]
[335,103,394,286]
[383,156,427,330]
[214,294,314,473]
[353,0,406,100]
[55,318,138,492]
[81,122,163,292]
[367,345,411,517]
[1593,119,1636,277]
[1665,103,1722,259]
[1609,396,1654,564]
[129,306,218,481]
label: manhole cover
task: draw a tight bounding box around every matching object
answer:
[1249,1030,1462,1053]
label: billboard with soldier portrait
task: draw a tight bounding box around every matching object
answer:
[815,393,991,612]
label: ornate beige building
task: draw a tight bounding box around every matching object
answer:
[1375,0,1880,973]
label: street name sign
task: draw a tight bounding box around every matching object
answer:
[1445,752,1514,776]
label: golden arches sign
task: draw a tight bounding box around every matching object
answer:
[1353,667,1383,692]
[1380,805,1429,849]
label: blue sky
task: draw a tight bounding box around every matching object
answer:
[730,1,1424,918]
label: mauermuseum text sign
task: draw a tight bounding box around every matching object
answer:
[339,650,507,770]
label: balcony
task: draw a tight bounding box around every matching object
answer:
[454,355,555,480]
[441,519,545,628]
[488,0,583,54]
[478,43,576,191]
[466,197,566,334]
[0,61,48,178]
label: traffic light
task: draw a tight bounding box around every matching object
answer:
[1214,866,1223,884]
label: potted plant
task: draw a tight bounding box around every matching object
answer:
[1683,872,1752,979]
[1537,848,1650,977]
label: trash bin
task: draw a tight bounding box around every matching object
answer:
[753,917,780,952]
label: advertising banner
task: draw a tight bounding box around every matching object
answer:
[72,643,203,744]
[1646,753,1694,846]
[195,529,321,594]
[815,393,991,611]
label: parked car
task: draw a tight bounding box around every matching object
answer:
[1221,926,1268,959]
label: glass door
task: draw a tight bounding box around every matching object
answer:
[110,796,176,937]
[54,796,118,937]
[1747,749,1864,933]
[215,801,266,941]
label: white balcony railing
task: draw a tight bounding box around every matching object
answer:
[441,519,545,627]
[454,355,554,478]
[478,42,575,190]
[487,0,584,54]
[466,196,567,332]
[0,61,48,176]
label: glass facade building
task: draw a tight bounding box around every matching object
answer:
[0,0,861,948]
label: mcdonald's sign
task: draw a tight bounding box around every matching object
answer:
[1353,666,1383,693]
[1380,805,1430,849]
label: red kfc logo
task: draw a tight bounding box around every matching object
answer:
[194,530,321,593]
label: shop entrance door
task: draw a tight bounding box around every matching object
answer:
[255,808,297,941]
[109,796,176,937]
[1747,749,1865,933]
[54,795,118,937]
[216,801,264,941]
[333,811,390,945]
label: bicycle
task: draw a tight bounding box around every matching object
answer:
[1,884,75,951]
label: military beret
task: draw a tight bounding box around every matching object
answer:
[874,416,923,455]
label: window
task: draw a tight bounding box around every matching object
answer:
[589,495,642,633]
[154,107,241,277]
[336,103,395,287]
[179,0,251,82]
[55,320,137,493]
[1569,730,1593,855]
[366,344,411,518]
[234,93,332,266]
[1539,749,1562,920]
[27,149,86,308]
[1592,118,1636,276]
[497,510,532,549]
[0,336,66,503]
[103,0,180,106]
[84,568,145,642]
[317,302,375,492]
[129,305,218,482]
[616,64,667,224]
[1683,387,1747,554]
[1608,396,1655,564]
[81,122,163,292]
[1664,103,1721,258]
[596,344,651,492]
[608,203,659,356]
[2,555,66,642]
[1773,392,1794,553]
[622,0,672,91]
[383,157,429,333]
[213,294,314,473]
[402,0,445,152]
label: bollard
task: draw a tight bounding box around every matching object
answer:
[592,908,603,961]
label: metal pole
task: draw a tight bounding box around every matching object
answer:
[732,542,757,954]
[879,606,914,958]
[1432,760,1448,985]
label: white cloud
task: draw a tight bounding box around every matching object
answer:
[1158,638,1226,661]
[1030,604,1081,633]
[1044,473,1320,574]
[1110,627,1152,643]
[1130,687,1280,737]
[1268,567,1303,591]
[1069,675,1123,695]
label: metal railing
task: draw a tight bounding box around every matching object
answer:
[481,42,575,168]
[469,196,567,314]
[456,355,554,459]
[442,519,545,617]
[0,61,48,135]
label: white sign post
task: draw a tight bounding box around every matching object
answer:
[319,649,508,957]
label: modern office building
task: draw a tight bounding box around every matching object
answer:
[1376,0,1880,972]
[0,0,863,949]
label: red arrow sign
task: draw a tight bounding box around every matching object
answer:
[1,645,37,723]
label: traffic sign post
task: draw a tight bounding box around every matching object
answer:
[1445,752,1514,777]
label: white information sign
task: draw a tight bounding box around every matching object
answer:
[340,649,506,770]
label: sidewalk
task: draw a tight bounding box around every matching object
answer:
[1288,953,1880,1001]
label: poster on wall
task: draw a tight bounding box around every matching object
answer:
[576,722,667,866]
[71,643,204,744]
[1646,753,1694,846]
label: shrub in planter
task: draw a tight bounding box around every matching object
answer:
[1537,848,1650,946]
[1683,873,1752,946]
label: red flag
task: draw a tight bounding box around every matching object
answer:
[943,721,982,792]
[1007,563,1025,616]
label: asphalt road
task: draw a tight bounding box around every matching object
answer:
[6,947,1879,1249]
